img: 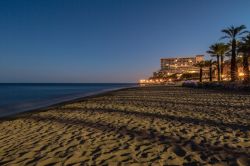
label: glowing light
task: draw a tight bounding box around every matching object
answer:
[139,79,146,83]
[239,72,244,77]
[139,78,164,84]
[188,70,196,73]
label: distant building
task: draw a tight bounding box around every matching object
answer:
[139,55,208,83]
[159,55,204,75]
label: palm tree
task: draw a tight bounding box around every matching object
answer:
[207,43,229,81]
[221,25,248,81]
[239,34,250,83]
[204,60,214,82]
[194,61,205,82]
[220,44,230,79]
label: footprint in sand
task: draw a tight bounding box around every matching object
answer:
[168,145,186,157]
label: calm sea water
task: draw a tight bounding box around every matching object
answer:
[0,83,137,117]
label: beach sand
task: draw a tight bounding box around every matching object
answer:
[0,86,249,165]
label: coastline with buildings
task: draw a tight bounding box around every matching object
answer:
[1,0,250,165]
[1,24,250,165]
[140,55,207,84]
[140,54,250,84]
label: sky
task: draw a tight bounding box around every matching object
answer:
[0,0,250,83]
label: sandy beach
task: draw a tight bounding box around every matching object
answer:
[0,86,249,165]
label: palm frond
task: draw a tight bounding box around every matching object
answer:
[220,36,230,40]
[242,34,250,42]
[206,50,215,54]
[207,42,229,58]
[237,25,247,31]
[221,29,233,37]
[221,25,247,40]
[238,30,249,36]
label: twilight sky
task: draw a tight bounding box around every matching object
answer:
[0,0,250,83]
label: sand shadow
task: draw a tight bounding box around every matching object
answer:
[60,107,250,131]
[93,97,250,111]
[20,114,250,161]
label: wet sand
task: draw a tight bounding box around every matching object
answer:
[0,86,249,165]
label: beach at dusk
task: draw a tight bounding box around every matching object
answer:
[1,0,250,165]
[0,86,249,165]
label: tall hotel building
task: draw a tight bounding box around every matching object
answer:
[159,55,204,75]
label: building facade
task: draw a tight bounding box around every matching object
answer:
[140,55,208,83]
[160,55,204,75]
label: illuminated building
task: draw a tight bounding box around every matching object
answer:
[159,55,204,75]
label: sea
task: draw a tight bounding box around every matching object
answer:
[0,83,137,118]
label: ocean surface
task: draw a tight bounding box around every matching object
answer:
[0,83,137,118]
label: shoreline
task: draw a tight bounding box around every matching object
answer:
[0,86,137,120]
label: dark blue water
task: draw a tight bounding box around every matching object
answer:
[0,83,137,117]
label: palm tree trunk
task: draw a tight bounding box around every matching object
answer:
[209,65,212,82]
[243,52,249,83]
[217,55,221,81]
[200,68,203,82]
[221,56,224,79]
[231,39,237,81]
